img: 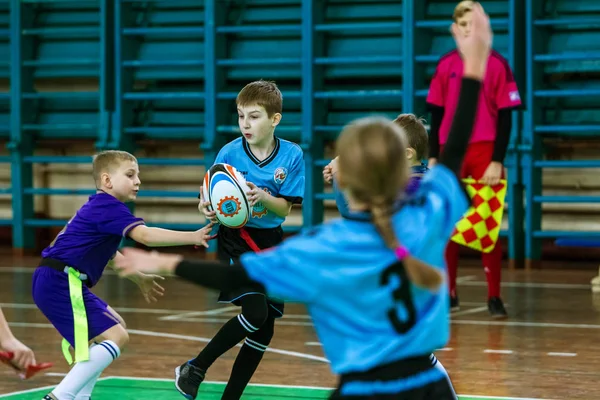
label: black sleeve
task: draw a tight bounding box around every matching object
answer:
[174,259,264,292]
[438,78,482,176]
[428,105,444,159]
[491,108,512,163]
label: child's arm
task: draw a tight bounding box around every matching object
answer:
[246,182,293,218]
[128,223,214,248]
[108,252,166,303]
[0,308,36,371]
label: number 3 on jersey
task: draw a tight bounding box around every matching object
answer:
[380,262,417,334]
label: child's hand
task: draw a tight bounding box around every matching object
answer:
[481,161,503,186]
[193,222,215,248]
[0,338,36,375]
[246,182,267,208]
[116,248,183,277]
[323,157,339,183]
[198,199,218,224]
[132,273,165,303]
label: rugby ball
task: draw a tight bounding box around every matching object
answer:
[202,163,251,229]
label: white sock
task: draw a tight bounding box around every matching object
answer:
[73,371,101,400]
[73,343,101,400]
[52,341,120,400]
[433,356,457,400]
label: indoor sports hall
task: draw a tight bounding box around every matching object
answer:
[2,1,600,399]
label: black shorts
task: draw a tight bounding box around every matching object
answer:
[217,225,285,317]
[330,355,456,400]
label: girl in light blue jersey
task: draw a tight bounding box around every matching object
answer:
[116,4,492,399]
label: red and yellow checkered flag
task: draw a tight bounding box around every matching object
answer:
[450,179,507,253]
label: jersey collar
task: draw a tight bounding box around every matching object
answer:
[243,136,281,168]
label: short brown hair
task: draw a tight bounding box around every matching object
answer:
[92,150,137,185]
[236,80,283,117]
[393,114,429,160]
[453,0,475,21]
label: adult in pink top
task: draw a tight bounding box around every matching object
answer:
[426,1,521,319]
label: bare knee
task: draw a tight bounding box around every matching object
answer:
[95,323,129,350]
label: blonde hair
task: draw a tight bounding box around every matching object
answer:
[92,150,137,186]
[336,117,408,249]
[236,80,283,117]
[453,0,475,21]
[336,117,442,288]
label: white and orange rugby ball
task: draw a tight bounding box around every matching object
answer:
[202,163,251,229]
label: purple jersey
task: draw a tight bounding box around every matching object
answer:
[405,164,428,196]
[41,192,145,286]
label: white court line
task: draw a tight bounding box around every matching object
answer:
[0,377,110,398]
[437,347,453,351]
[5,322,328,364]
[11,314,600,331]
[484,349,514,354]
[166,317,315,327]
[106,375,336,390]
[458,281,590,290]
[451,320,600,329]
[547,352,577,357]
[127,329,329,363]
[451,306,489,317]
[456,275,477,283]
[305,341,322,346]
[158,306,240,321]
[45,372,67,377]
[0,302,228,316]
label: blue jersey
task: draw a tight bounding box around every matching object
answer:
[214,137,305,229]
[241,165,467,375]
[41,192,145,286]
[333,164,429,218]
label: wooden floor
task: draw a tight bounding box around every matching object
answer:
[1,255,600,399]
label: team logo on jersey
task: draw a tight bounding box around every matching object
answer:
[217,196,241,217]
[252,188,271,218]
[274,167,288,184]
[509,90,520,102]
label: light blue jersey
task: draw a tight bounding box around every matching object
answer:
[241,165,467,375]
[214,137,305,229]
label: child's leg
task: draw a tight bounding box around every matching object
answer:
[441,144,471,303]
[221,306,276,399]
[190,294,268,371]
[74,307,126,400]
[468,142,505,301]
[51,324,128,400]
[176,294,269,399]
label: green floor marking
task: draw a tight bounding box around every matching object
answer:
[0,377,545,400]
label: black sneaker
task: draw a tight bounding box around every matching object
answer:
[175,361,205,400]
[450,295,460,311]
[488,297,508,319]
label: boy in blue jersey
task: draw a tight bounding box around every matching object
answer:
[116,5,492,399]
[33,150,214,400]
[175,80,305,400]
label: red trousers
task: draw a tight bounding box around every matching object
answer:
[441,141,504,299]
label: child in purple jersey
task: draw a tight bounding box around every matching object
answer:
[33,150,214,400]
